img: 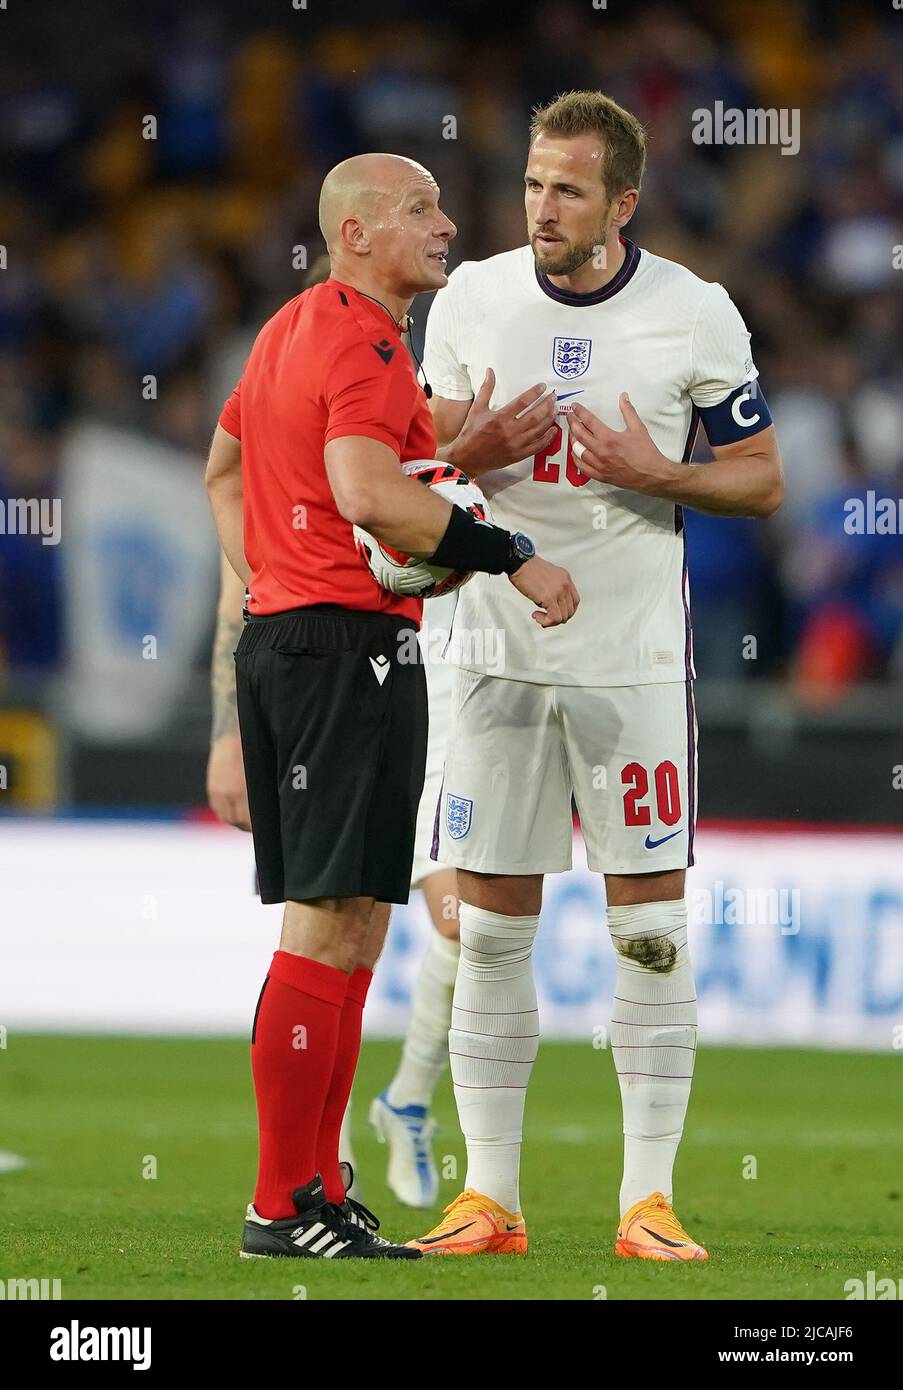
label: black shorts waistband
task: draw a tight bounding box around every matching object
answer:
[243,602,417,629]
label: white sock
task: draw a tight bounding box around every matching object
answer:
[449,903,540,1214]
[607,899,698,1217]
[387,932,460,1110]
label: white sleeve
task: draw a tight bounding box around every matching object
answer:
[689,283,758,408]
[422,268,473,402]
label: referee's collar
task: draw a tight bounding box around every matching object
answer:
[325,277,407,336]
[534,235,641,307]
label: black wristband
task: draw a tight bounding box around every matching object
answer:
[429,504,512,575]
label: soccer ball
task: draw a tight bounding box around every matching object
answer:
[353,460,492,598]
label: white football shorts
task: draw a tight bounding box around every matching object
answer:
[410,601,457,888]
[432,669,698,876]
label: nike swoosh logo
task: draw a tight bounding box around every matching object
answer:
[417,1222,475,1244]
[505,1223,521,1232]
[644,830,683,849]
[556,390,584,401]
[639,1224,688,1248]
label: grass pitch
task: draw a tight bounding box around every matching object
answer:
[1,1036,900,1301]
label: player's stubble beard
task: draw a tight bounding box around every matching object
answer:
[530,200,616,279]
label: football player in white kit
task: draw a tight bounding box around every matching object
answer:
[406,90,784,1259]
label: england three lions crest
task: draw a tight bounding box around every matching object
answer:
[446,793,472,840]
[553,336,592,380]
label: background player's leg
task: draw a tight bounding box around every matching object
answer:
[372,869,460,1207]
[250,896,373,1218]
[387,868,460,1111]
[385,599,460,1120]
[449,871,543,1215]
[604,870,697,1215]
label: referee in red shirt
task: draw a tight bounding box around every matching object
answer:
[206,153,578,1260]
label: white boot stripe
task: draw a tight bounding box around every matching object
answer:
[292,1222,323,1247]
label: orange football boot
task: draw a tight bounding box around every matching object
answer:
[406,1189,527,1256]
[615,1192,708,1261]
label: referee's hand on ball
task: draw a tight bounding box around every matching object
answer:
[569,394,677,494]
[453,369,558,470]
[508,555,580,628]
[207,733,252,831]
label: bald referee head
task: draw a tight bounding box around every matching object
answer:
[318,153,456,310]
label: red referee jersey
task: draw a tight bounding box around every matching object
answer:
[219,278,437,620]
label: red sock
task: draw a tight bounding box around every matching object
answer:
[317,967,373,1204]
[251,951,349,1219]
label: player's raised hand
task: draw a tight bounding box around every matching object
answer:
[569,394,680,494]
[207,733,252,831]
[450,369,558,472]
[508,555,580,628]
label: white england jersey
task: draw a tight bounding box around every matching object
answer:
[422,239,761,687]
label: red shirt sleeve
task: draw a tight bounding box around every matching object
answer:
[219,380,242,439]
[323,342,421,457]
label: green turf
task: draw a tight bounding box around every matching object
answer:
[1,1037,900,1300]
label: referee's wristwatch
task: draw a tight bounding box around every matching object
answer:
[502,531,536,575]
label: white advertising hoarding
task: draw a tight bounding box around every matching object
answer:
[1,819,901,1049]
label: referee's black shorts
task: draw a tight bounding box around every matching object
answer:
[234,603,428,906]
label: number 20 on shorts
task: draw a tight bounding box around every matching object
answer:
[621,760,682,826]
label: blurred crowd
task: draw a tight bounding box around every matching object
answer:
[1,0,902,699]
